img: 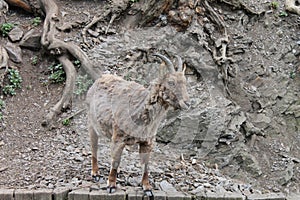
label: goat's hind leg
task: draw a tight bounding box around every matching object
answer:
[107,141,125,193]
[89,126,100,182]
[139,141,154,197]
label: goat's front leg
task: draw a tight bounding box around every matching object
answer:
[139,141,153,196]
[108,141,125,193]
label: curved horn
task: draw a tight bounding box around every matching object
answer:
[176,55,183,72]
[153,53,175,73]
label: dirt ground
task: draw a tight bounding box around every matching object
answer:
[0,0,299,196]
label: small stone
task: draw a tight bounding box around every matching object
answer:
[8,26,23,42]
[160,180,177,193]
[31,147,39,151]
[203,183,212,188]
[192,158,197,165]
[174,163,183,170]
[127,176,139,187]
[4,42,22,63]
[87,29,100,37]
[190,185,204,195]
[74,155,84,162]
[19,29,42,50]
[48,183,54,189]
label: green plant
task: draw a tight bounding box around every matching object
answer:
[279,11,288,17]
[31,56,39,65]
[1,23,14,37]
[290,71,296,79]
[74,60,81,68]
[270,1,279,9]
[32,17,42,26]
[26,85,32,90]
[74,74,93,95]
[48,63,66,83]
[0,100,4,109]
[62,118,71,126]
[3,69,22,96]
[0,99,5,120]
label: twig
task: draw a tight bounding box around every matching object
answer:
[0,167,8,172]
[57,108,86,123]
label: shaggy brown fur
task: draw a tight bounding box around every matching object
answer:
[86,54,189,195]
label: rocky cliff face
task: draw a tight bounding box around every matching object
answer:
[84,1,300,191]
[0,0,299,194]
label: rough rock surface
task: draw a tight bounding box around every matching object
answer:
[0,0,299,197]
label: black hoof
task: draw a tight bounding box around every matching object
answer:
[143,190,154,199]
[92,175,101,182]
[107,186,116,193]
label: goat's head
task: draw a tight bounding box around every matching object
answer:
[154,54,190,110]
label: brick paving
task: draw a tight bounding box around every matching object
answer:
[1,188,300,200]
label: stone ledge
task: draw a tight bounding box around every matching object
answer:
[247,193,286,200]
[0,188,299,200]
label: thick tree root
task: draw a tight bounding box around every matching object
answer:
[218,0,264,15]
[285,0,300,15]
[39,0,99,125]
[0,0,8,18]
[5,0,32,13]
[0,45,9,87]
[203,0,236,96]
[44,55,76,124]
[82,10,111,47]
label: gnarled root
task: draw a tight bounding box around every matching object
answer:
[39,0,99,125]
[81,10,111,47]
[44,55,76,125]
[5,0,32,13]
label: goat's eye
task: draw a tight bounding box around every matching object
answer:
[168,81,175,86]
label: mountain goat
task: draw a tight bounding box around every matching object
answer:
[86,53,190,196]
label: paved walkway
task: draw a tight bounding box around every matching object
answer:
[0,187,299,200]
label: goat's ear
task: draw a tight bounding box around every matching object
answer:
[159,62,167,78]
[176,55,183,72]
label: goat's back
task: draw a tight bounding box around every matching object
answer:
[87,74,158,141]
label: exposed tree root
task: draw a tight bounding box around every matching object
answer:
[44,55,77,124]
[0,0,8,20]
[286,0,300,15]
[203,0,234,95]
[39,0,99,125]
[0,46,9,87]
[81,9,111,47]
[81,0,175,46]
[105,13,118,34]
[5,0,32,13]
[0,46,9,69]
[218,0,264,16]
[57,108,86,123]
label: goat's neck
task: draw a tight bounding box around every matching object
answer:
[147,83,169,117]
[132,83,168,125]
